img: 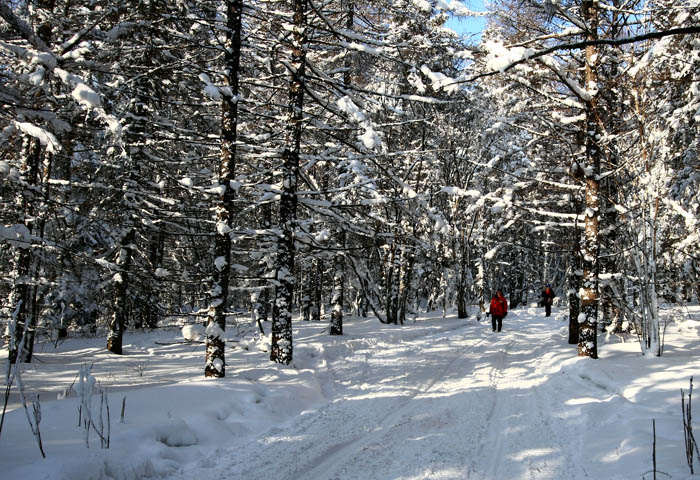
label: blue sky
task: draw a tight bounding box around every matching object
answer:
[444,0,488,40]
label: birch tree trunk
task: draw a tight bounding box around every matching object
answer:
[205,0,242,378]
[636,199,661,355]
[632,86,662,356]
[271,0,307,365]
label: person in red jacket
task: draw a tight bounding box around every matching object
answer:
[541,285,555,317]
[489,290,508,332]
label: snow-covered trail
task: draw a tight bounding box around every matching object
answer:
[173,311,590,480]
[4,306,700,479]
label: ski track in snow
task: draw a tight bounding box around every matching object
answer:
[170,313,590,480]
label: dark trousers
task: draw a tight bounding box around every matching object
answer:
[492,315,503,332]
[545,304,551,316]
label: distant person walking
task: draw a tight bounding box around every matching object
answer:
[541,285,555,317]
[489,290,508,332]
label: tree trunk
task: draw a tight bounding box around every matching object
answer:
[271,0,307,365]
[456,228,469,318]
[578,0,601,359]
[205,0,242,378]
[257,286,270,323]
[398,246,415,325]
[8,249,32,365]
[599,19,623,334]
[568,241,582,345]
[302,270,311,322]
[387,245,400,325]
[24,147,54,362]
[328,0,353,336]
[312,259,323,321]
[144,231,165,329]
[330,252,344,336]
[108,228,136,355]
[256,190,273,325]
[16,138,43,363]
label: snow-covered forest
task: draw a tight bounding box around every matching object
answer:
[1,0,700,478]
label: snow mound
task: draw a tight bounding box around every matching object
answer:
[293,343,327,370]
[238,333,270,353]
[153,418,198,447]
[561,357,627,399]
[182,324,205,342]
[677,319,700,337]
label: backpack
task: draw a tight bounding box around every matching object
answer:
[490,297,505,316]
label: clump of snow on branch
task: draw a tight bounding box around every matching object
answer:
[551,112,585,126]
[199,72,222,100]
[337,96,383,150]
[434,0,483,16]
[206,321,225,340]
[54,68,122,136]
[71,83,102,109]
[439,186,481,198]
[628,36,673,78]
[483,41,535,73]
[155,268,170,278]
[358,128,381,150]
[419,65,459,94]
[12,121,61,153]
[339,41,382,56]
[538,56,592,101]
[214,256,227,272]
[408,70,427,93]
[0,41,57,69]
[485,243,503,260]
[411,0,432,12]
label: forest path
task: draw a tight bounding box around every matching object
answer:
[173,310,589,480]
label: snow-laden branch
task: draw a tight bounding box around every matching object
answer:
[11,121,61,153]
[453,26,700,85]
[0,1,51,53]
[0,6,123,139]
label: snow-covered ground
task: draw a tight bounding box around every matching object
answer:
[2,305,700,479]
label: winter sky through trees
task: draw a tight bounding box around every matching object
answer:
[446,0,487,38]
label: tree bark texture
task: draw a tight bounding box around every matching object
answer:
[205,0,242,378]
[578,0,601,359]
[107,228,136,355]
[271,0,307,365]
[312,259,323,322]
[330,252,344,336]
[10,138,42,363]
[568,242,582,345]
